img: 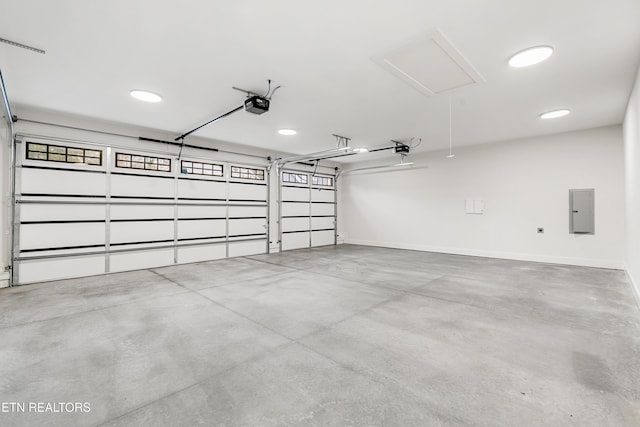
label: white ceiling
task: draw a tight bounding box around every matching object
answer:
[1,0,639,161]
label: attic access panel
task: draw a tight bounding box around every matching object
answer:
[373,30,485,97]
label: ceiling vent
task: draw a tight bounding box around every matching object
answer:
[372,30,484,97]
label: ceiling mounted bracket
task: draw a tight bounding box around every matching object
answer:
[332,134,351,150]
[232,79,281,100]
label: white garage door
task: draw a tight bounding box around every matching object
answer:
[13,136,268,285]
[280,169,336,251]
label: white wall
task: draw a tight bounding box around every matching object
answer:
[623,65,640,303]
[340,126,625,269]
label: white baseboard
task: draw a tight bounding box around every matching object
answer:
[626,270,640,310]
[344,238,624,270]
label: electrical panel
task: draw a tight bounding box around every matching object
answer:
[569,189,594,234]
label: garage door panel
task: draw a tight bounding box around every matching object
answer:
[229,218,266,235]
[110,248,175,272]
[278,174,336,251]
[282,232,310,251]
[18,255,106,284]
[282,217,309,232]
[311,189,334,202]
[111,204,174,220]
[311,217,335,230]
[18,246,105,258]
[21,169,106,196]
[228,239,266,257]
[282,202,310,216]
[178,244,226,264]
[178,219,226,239]
[21,204,105,222]
[311,203,335,216]
[20,223,105,250]
[229,183,266,201]
[311,230,335,247]
[228,205,266,218]
[178,205,226,219]
[232,201,267,207]
[282,186,309,200]
[111,174,174,198]
[110,221,174,244]
[178,179,226,200]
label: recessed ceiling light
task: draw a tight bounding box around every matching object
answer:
[539,109,571,119]
[130,90,162,103]
[278,129,297,136]
[352,147,369,153]
[508,46,554,68]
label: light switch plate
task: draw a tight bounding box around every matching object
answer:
[465,198,484,214]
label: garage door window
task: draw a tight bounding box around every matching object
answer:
[231,166,264,180]
[181,160,223,177]
[312,175,333,187]
[116,152,171,172]
[282,172,308,184]
[26,142,102,165]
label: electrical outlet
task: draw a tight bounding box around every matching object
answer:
[537,228,544,234]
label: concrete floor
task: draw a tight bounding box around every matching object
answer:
[0,245,639,426]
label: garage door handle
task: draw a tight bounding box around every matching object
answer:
[572,210,579,213]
